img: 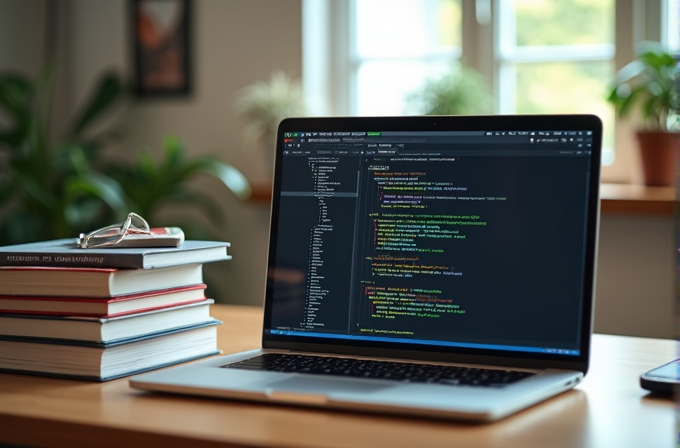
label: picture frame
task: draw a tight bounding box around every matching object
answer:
[131,0,192,98]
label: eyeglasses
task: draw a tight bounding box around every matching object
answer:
[78,213,151,249]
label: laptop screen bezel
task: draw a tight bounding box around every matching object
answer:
[261,114,602,374]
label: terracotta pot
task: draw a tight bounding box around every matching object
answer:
[636,131,680,186]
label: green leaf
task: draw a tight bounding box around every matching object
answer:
[0,73,32,122]
[0,210,49,245]
[192,157,252,200]
[67,145,91,175]
[612,60,645,86]
[64,199,113,232]
[140,152,159,175]
[162,135,185,173]
[0,73,33,149]
[69,72,123,138]
[62,173,129,222]
[9,170,60,211]
[609,41,680,130]
[0,129,26,148]
[0,179,12,206]
[617,84,647,119]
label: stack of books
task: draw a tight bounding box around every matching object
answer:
[0,239,231,381]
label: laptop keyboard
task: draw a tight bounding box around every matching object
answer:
[221,354,535,387]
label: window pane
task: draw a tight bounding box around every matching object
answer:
[514,61,615,163]
[355,61,452,115]
[355,0,461,58]
[356,62,451,116]
[667,0,680,52]
[512,0,614,47]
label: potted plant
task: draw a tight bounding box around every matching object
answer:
[234,71,307,173]
[0,67,127,244]
[406,63,492,116]
[0,67,250,245]
[103,136,251,240]
[608,41,680,186]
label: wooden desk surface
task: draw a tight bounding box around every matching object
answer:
[0,304,675,448]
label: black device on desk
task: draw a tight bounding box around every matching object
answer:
[641,359,680,394]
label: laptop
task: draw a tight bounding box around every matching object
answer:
[130,114,602,422]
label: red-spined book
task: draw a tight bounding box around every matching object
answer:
[0,284,207,317]
[0,264,204,297]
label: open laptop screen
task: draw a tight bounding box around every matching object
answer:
[263,115,601,366]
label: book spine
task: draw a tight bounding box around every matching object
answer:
[0,252,144,269]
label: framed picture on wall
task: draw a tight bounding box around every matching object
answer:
[131,0,192,97]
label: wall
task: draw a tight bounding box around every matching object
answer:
[61,0,301,306]
[0,0,298,308]
[0,0,675,339]
[0,0,47,74]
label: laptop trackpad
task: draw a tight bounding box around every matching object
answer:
[265,375,394,395]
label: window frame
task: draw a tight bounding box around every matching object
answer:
[302,0,666,184]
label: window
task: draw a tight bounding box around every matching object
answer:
[496,0,615,164]
[352,0,461,115]
[303,0,668,183]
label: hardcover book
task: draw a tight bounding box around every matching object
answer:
[0,264,204,297]
[0,321,221,381]
[0,299,216,342]
[0,284,207,317]
[0,238,231,269]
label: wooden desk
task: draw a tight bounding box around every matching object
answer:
[0,305,675,448]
